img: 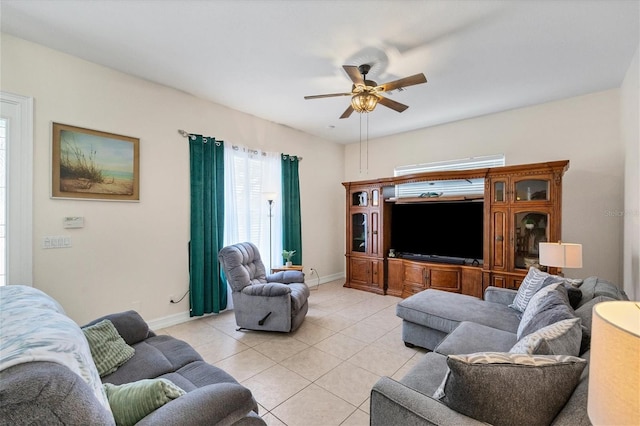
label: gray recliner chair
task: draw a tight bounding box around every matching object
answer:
[218,242,310,332]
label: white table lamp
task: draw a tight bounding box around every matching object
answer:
[539,241,583,268]
[588,301,640,425]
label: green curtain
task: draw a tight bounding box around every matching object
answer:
[189,135,226,316]
[281,154,302,264]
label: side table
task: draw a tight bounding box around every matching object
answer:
[271,265,304,273]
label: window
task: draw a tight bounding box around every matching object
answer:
[394,154,505,198]
[0,118,6,285]
[0,92,34,286]
[223,145,282,271]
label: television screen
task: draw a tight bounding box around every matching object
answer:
[390,201,484,261]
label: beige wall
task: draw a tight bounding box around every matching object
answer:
[622,47,639,301]
[345,89,625,284]
[1,34,346,324]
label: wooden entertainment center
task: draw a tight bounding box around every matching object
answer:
[343,160,569,298]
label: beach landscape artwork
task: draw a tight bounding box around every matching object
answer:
[52,123,139,201]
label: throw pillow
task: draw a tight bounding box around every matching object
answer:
[103,378,186,426]
[562,283,583,309]
[518,284,577,338]
[509,267,560,312]
[433,352,587,426]
[510,318,582,356]
[574,295,616,353]
[82,319,135,377]
[517,282,561,339]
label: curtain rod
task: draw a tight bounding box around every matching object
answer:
[178,129,302,161]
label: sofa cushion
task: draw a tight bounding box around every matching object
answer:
[82,320,136,377]
[518,284,577,338]
[576,277,628,308]
[84,311,151,346]
[573,295,617,354]
[435,322,517,355]
[551,350,592,426]
[433,352,586,426]
[102,335,202,385]
[397,289,522,335]
[510,267,561,312]
[104,378,186,426]
[158,360,242,390]
[399,352,450,397]
[510,318,582,356]
[517,283,561,339]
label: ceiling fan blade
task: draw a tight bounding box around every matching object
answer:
[378,96,409,113]
[304,92,352,100]
[340,105,354,119]
[343,65,364,85]
[377,73,427,92]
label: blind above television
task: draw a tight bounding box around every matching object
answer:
[394,154,505,198]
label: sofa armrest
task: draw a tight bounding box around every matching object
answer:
[242,283,291,297]
[371,376,485,426]
[0,361,116,426]
[136,383,259,426]
[82,310,150,345]
[483,286,518,306]
[266,270,304,283]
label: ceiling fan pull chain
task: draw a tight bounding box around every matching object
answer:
[366,113,369,173]
[359,113,363,174]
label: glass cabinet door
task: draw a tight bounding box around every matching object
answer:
[352,191,368,207]
[514,211,549,270]
[493,180,506,203]
[514,179,549,202]
[351,213,367,253]
[371,189,379,206]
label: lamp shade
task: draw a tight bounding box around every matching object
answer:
[351,92,378,113]
[263,192,277,202]
[539,242,582,268]
[588,301,640,425]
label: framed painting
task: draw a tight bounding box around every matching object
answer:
[52,123,140,201]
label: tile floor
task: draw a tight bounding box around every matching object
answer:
[156,280,428,426]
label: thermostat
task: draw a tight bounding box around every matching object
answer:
[63,217,84,228]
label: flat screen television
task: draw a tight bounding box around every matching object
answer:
[390,201,484,263]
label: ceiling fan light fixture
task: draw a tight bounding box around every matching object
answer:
[351,91,379,113]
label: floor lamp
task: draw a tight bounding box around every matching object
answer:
[265,192,277,271]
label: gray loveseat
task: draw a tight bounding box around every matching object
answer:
[371,274,629,425]
[0,285,265,425]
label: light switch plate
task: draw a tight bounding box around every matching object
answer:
[63,217,84,228]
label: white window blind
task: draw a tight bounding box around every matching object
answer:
[394,155,505,198]
[0,118,5,286]
[223,145,281,271]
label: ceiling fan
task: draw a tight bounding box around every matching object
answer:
[304,64,427,119]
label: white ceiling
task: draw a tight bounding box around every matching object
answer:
[1,1,638,144]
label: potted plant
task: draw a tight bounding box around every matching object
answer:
[282,250,296,267]
[523,217,536,230]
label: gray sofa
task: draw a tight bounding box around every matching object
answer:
[0,286,265,426]
[371,275,629,426]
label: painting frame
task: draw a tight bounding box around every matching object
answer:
[51,123,140,201]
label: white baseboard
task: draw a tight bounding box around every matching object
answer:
[147,311,194,331]
[147,271,346,330]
